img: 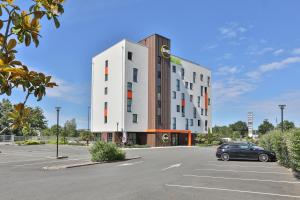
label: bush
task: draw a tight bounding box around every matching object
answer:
[287,129,300,171]
[259,129,300,172]
[89,141,126,162]
[211,140,221,146]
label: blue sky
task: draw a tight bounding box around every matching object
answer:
[2,0,300,129]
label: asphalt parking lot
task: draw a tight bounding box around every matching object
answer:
[0,144,299,200]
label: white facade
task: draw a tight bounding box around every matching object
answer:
[91,38,212,135]
[91,40,148,133]
[170,56,212,133]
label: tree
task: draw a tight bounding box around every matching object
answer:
[0,98,13,134]
[229,121,248,138]
[79,130,94,146]
[49,124,62,136]
[277,120,295,131]
[0,0,65,131]
[258,119,274,135]
[64,119,78,137]
[212,125,233,139]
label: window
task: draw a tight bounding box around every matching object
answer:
[185,82,188,89]
[201,86,203,96]
[198,120,201,127]
[193,107,197,118]
[181,93,185,99]
[208,98,211,105]
[181,68,185,80]
[104,87,108,95]
[107,133,112,142]
[190,83,193,90]
[158,56,161,64]
[200,74,203,81]
[133,114,138,123]
[104,102,108,124]
[176,105,180,112]
[207,76,211,87]
[105,74,108,81]
[128,51,132,60]
[172,65,176,73]
[127,82,132,112]
[181,107,185,117]
[127,82,132,90]
[205,120,208,131]
[128,133,137,145]
[105,61,108,81]
[157,70,161,79]
[205,109,208,116]
[190,119,193,126]
[197,96,201,107]
[172,117,176,129]
[185,119,189,130]
[127,99,132,112]
[201,108,204,115]
[190,95,193,102]
[105,60,108,67]
[193,72,196,83]
[176,79,180,91]
[172,91,176,99]
[133,68,138,82]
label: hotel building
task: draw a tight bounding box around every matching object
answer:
[91,34,211,147]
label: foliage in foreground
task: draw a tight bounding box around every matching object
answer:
[89,141,126,162]
[259,129,300,172]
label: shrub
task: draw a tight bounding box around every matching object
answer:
[89,141,126,162]
[24,140,42,145]
[287,129,300,172]
[211,140,221,146]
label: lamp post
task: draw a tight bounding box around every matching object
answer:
[278,105,286,133]
[88,106,91,131]
[55,107,61,158]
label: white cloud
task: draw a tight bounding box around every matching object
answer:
[213,78,256,105]
[47,78,88,104]
[219,22,249,39]
[292,48,300,55]
[247,56,300,79]
[273,49,284,55]
[216,66,239,75]
[248,47,274,56]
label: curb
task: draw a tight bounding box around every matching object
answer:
[43,156,142,170]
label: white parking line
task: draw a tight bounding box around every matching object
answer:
[118,161,144,166]
[183,174,300,184]
[162,163,182,171]
[195,168,290,175]
[202,163,282,169]
[165,184,300,199]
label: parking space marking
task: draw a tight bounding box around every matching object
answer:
[183,174,300,184]
[201,163,282,169]
[195,168,290,175]
[162,163,182,171]
[118,161,144,166]
[166,184,300,199]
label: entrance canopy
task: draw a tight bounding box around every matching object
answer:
[145,129,192,146]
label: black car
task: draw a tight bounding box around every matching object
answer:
[216,142,276,162]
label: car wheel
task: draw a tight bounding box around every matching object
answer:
[259,154,269,162]
[221,153,230,161]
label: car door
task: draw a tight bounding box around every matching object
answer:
[238,144,257,160]
[228,144,242,159]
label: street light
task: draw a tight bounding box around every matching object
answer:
[278,104,286,133]
[55,107,61,158]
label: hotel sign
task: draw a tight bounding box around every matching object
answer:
[161,45,170,59]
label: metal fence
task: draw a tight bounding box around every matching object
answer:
[0,135,97,143]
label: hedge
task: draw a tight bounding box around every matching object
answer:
[89,141,126,162]
[259,129,300,172]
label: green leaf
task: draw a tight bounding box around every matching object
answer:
[53,16,60,28]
